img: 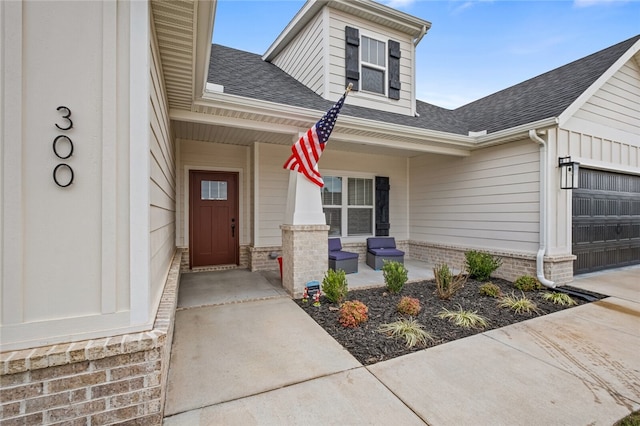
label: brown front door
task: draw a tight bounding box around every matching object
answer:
[189,171,239,268]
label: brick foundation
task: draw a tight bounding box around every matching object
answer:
[409,240,575,284]
[0,250,183,425]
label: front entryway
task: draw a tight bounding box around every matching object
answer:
[572,168,640,274]
[189,171,239,268]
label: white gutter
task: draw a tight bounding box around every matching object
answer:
[528,129,556,288]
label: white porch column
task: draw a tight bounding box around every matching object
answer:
[281,172,328,297]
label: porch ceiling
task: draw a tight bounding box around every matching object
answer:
[172,117,468,158]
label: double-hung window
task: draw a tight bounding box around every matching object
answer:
[322,176,374,237]
[361,36,386,95]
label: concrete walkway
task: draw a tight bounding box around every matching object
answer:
[163,265,640,425]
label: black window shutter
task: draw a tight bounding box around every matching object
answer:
[375,176,390,236]
[388,40,401,100]
[345,26,360,91]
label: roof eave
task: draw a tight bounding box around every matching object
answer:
[474,117,560,148]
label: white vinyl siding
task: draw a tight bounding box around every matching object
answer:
[327,8,414,115]
[409,141,540,253]
[254,144,409,246]
[573,60,640,136]
[177,141,250,247]
[256,144,290,246]
[271,11,325,95]
[149,28,176,309]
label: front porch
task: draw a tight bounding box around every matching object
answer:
[177,258,436,309]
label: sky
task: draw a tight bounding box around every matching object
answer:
[212,0,640,109]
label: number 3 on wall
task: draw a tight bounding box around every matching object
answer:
[55,106,73,130]
[53,106,75,187]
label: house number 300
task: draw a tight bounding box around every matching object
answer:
[52,106,74,187]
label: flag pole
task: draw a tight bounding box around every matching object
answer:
[345,82,353,95]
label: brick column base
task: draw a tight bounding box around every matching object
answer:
[280,224,329,297]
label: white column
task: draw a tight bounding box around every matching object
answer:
[281,169,328,296]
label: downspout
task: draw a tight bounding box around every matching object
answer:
[528,129,556,288]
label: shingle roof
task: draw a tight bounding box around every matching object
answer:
[208,34,639,136]
[454,34,640,133]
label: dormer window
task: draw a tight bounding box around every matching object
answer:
[361,36,386,95]
[345,26,401,100]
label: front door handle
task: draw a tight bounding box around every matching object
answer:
[231,218,236,238]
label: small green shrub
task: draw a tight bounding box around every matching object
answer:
[339,300,368,328]
[378,318,434,348]
[321,268,348,304]
[614,410,640,426]
[382,260,408,293]
[498,292,541,315]
[542,292,577,306]
[513,275,541,292]
[437,305,488,329]
[479,282,502,298]
[433,263,467,299]
[397,296,421,316]
[465,250,502,282]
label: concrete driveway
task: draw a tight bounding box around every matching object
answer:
[163,265,639,425]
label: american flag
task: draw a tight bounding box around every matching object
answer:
[283,87,350,187]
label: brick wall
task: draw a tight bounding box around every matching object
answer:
[409,241,575,285]
[0,250,182,425]
[281,225,329,297]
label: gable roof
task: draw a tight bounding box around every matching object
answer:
[454,34,640,134]
[208,34,640,136]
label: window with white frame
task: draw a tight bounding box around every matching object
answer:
[361,36,386,95]
[322,176,374,236]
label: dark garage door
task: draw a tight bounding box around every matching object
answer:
[573,169,640,274]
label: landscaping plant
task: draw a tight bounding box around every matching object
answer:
[338,300,369,328]
[498,292,541,315]
[542,292,577,306]
[437,305,488,329]
[513,275,541,292]
[382,260,408,293]
[464,250,502,282]
[378,318,433,348]
[322,268,348,304]
[397,296,421,316]
[478,282,502,298]
[433,263,467,299]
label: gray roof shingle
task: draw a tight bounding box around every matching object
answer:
[208,34,639,136]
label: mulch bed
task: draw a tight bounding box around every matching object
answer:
[296,277,607,365]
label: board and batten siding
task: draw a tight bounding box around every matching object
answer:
[149,26,176,311]
[177,140,251,248]
[327,8,414,116]
[409,140,541,254]
[572,58,640,138]
[255,144,410,247]
[271,10,325,96]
